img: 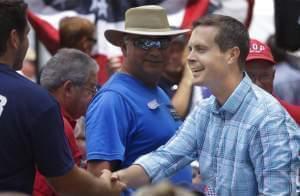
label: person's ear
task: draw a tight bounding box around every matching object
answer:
[227,46,240,65]
[62,80,74,98]
[9,29,20,49]
[121,43,128,57]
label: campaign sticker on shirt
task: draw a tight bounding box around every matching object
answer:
[147,99,160,110]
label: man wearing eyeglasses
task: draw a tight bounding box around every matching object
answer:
[85,5,193,195]
[33,48,102,195]
[245,39,300,124]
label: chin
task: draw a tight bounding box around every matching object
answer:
[192,77,204,86]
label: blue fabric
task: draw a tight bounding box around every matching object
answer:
[274,62,300,105]
[86,72,192,180]
[0,64,74,194]
[135,74,300,195]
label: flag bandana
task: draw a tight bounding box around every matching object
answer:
[25,0,253,84]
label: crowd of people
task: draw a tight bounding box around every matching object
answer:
[0,0,299,196]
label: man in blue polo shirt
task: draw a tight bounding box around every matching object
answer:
[85,5,193,195]
[0,0,124,195]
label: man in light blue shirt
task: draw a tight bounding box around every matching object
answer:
[112,14,300,195]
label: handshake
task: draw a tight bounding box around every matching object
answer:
[96,169,127,196]
[98,165,150,195]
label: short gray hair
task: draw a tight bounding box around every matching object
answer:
[40,48,98,91]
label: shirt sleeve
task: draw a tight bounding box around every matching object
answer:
[31,104,74,177]
[249,112,300,195]
[85,91,132,162]
[134,108,201,182]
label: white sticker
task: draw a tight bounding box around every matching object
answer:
[0,95,7,117]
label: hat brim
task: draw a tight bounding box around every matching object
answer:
[246,55,276,64]
[105,29,190,47]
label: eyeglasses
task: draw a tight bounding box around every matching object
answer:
[125,37,171,50]
[82,85,98,96]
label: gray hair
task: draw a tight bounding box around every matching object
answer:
[40,48,98,91]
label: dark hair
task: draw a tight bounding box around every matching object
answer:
[266,34,287,63]
[0,0,28,56]
[193,14,249,69]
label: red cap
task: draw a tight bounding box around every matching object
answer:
[246,39,276,64]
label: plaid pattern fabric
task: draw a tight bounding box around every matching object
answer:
[205,185,216,196]
[135,74,300,195]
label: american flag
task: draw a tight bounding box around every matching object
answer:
[25,0,254,84]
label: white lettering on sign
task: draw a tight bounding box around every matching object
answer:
[0,95,7,117]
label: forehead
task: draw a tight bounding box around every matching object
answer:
[188,26,219,46]
[246,60,274,70]
[85,71,97,84]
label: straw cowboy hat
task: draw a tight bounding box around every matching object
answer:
[104,5,190,47]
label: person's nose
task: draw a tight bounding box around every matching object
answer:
[187,51,196,66]
[148,47,162,55]
[147,47,167,60]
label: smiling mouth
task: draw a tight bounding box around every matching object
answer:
[191,67,204,73]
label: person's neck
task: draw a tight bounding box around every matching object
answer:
[120,66,158,88]
[210,72,244,106]
[162,72,182,84]
[51,90,76,121]
[0,56,14,68]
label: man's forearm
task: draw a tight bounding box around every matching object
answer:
[48,165,124,196]
[114,164,150,188]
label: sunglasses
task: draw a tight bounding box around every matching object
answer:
[125,37,171,50]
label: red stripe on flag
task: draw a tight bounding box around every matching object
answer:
[245,0,255,28]
[27,11,60,55]
[181,0,209,29]
[93,54,109,85]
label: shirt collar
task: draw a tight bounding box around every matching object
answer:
[0,63,12,71]
[60,106,77,129]
[212,73,252,115]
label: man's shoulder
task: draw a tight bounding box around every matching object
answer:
[17,79,55,107]
[243,86,293,125]
[250,86,283,111]
[1,72,57,113]
[100,73,149,100]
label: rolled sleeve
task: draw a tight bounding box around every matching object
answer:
[134,111,201,182]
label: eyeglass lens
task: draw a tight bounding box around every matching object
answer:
[133,38,171,50]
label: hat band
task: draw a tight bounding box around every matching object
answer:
[125,27,172,32]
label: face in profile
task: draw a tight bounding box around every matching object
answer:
[187,26,230,87]
[67,71,98,119]
[80,35,97,55]
[13,25,30,70]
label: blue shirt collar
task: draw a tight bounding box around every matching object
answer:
[212,73,252,115]
[0,63,13,72]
